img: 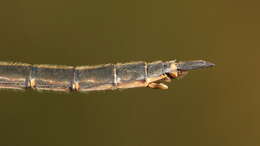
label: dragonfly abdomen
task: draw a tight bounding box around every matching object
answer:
[76,61,170,91]
[0,62,31,90]
[0,61,170,92]
[0,60,214,92]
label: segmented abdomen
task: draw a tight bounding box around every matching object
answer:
[0,61,169,92]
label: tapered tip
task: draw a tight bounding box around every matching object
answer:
[176,60,215,71]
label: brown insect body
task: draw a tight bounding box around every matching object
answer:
[0,60,214,92]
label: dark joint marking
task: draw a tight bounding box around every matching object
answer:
[144,62,148,86]
[113,64,117,89]
[70,66,79,91]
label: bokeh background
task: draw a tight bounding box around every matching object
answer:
[0,0,259,146]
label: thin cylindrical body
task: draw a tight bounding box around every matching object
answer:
[0,60,214,92]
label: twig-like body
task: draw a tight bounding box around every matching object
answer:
[0,60,214,92]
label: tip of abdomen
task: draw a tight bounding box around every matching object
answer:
[176,60,215,71]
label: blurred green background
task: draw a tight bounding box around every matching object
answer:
[0,0,259,146]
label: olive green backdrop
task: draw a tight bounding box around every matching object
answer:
[0,0,259,146]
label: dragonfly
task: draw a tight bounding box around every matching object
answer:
[0,60,214,92]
